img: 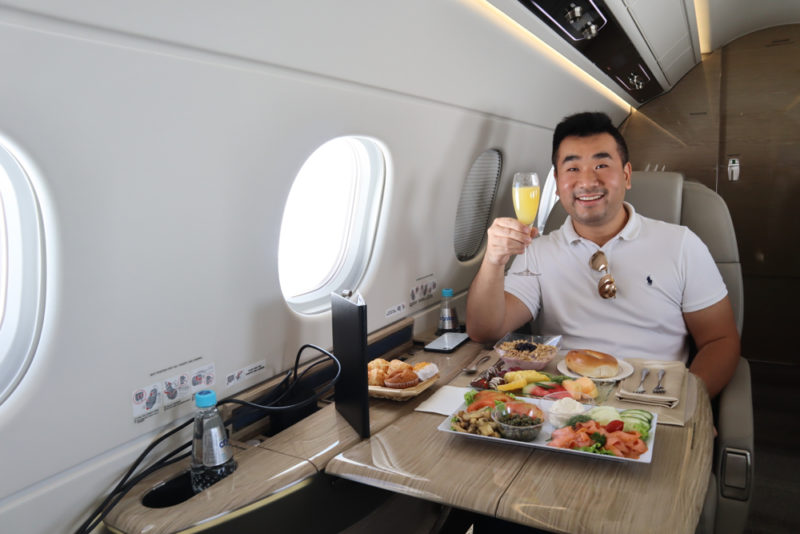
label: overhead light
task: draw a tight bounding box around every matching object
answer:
[527,0,608,41]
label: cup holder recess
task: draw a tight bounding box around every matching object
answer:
[141,471,197,508]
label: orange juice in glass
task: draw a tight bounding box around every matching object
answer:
[511,172,540,276]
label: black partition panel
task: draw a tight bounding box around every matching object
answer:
[331,291,370,438]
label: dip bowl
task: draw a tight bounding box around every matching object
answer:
[491,405,543,442]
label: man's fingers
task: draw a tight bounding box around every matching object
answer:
[488,218,532,244]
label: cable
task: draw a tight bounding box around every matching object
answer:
[267,357,334,406]
[74,418,194,534]
[81,449,192,533]
[222,345,341,412]
[75,343,340,534]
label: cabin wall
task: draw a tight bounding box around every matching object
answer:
[698,0,800,51]
[0,1,627,532]
[621,24,800,365]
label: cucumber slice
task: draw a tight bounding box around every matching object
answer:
[621,414,650,424]
[586,406,620,424]
[621,408,653,419]
[620,409,654,422]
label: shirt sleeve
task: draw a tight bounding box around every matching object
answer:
[680,229,728,313]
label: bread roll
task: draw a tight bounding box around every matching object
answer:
[367,358,390,373]
[383,368,419,389]
[368,368,386,386]
[387,359,412,375]
[565,350,619,378]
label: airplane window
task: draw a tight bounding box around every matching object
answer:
[279,136,386,314]
[454,149,502,261]
[0,141,44,405]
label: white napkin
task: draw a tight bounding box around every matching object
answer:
[415,385,471,415]
[616,360,686,409]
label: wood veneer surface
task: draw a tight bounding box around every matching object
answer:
[258,342,483,467]
[496,378,714,534]
[104,445,316,534]
[326,373,713,533]
[325,411,532,513]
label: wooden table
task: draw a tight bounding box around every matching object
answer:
[104,341,712,534]
[103,340,487,534]
[325,344,714,534]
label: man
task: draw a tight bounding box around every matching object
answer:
[466,112,739,397]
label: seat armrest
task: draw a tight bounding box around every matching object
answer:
[712,356,753,534]
[716,357,753,455]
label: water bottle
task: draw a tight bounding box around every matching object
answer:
[190,390,237,493]
[437,288,460,333]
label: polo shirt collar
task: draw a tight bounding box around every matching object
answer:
[562,202,641,245]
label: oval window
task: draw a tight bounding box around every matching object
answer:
[0,140,45,405]
[278,136,386,314]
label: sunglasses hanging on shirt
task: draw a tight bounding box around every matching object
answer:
[590,251,617,299]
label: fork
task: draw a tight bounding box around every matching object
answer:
[652,369,666,394]
[633,368,650,394]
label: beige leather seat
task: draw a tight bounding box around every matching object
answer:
[543,171,753,534]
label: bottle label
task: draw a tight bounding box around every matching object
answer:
[202,425,233,467]
[438,305,459,331]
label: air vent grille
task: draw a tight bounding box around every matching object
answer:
[454,149,502,261]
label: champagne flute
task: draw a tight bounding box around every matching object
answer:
[511,172,541,276]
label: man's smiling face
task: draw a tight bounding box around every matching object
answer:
[554,133,632,239]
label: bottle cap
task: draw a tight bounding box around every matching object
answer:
[195,390,217,408]
[442,288,454,298]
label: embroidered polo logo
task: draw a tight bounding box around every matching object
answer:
[646,276,653,286]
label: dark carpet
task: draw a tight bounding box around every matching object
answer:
[744,360,800,534]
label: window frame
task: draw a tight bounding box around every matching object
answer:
[278,136,387,315]
[0,139,45,406]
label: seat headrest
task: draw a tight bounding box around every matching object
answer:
[626,171,683,224]
[543,171,684,233]
[681,181,739,263]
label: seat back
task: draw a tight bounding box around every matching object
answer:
[543,171,743,333]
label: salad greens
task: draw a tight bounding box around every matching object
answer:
[575,443,616,455]
[464,390,477,405]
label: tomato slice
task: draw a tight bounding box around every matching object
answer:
[466,399,497,412]
[473,390,514,403]
[605,420,624,433]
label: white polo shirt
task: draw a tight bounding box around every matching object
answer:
[504,203,727,363]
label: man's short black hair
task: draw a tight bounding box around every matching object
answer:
[551,112,629,166]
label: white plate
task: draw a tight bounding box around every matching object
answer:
[439,398,656,464]
[557,358,634,383]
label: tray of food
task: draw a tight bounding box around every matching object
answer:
[438,390,657,463]
[367,358,439,401]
